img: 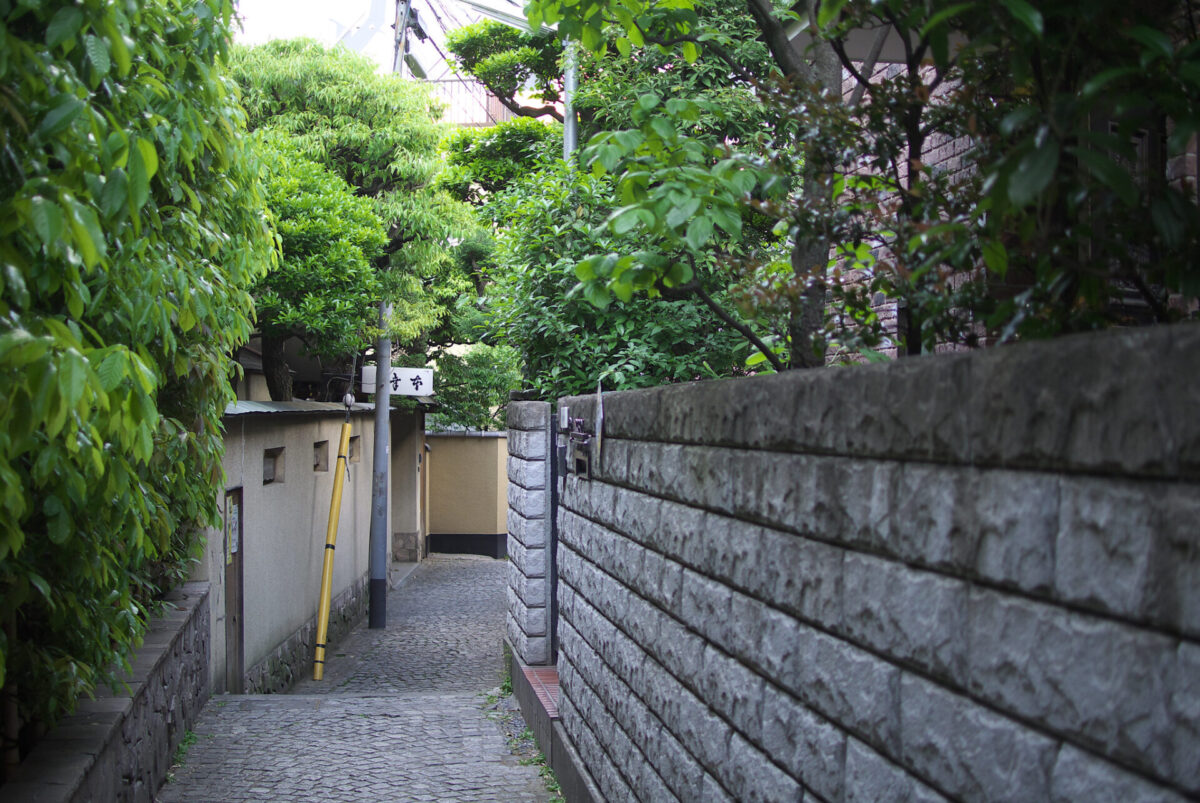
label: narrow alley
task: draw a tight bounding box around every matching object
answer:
[158,555,551,803]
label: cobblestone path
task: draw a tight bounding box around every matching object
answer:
[159,555,550,803]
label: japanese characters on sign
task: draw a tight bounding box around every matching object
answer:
[360,366,435,397]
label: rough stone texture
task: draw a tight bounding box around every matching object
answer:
[506,401,552,666]
[561,324,1200,479]
[159,555,550,803]
[536,326,1200,802]
[6,583,210,803]
[245,576,367,694]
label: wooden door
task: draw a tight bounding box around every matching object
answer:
[223,488,245,694]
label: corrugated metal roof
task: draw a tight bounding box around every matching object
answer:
[224,401,372,417]
[224,397,438,417]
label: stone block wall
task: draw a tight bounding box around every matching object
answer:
[244,574,368,694]
[507,401,554,665]
[5,583,211,803]
[551,325,1200,802]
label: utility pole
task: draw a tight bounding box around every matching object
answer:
[393,0,413,76]
[563,39,578,162]
[369,302,391,629]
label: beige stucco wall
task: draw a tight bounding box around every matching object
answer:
[426,433,507,535]
[390,410,425,561]
[196,409,377,692]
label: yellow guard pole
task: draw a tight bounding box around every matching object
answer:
[313,419,352,680]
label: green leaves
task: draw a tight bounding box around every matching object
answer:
[1007,138,1059,207]
[36,93,84,138]
[2,0,271,731]
[45,6,83,49]
[1000,0,1043,36]
[30,196,64,249]
[1071,147,1138,206]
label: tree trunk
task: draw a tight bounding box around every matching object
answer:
[788,240,829,369]
[261,334,293,401]
[787,40,843,369]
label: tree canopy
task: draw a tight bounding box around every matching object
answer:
[526,0,1200,360]
[444,2,786,394]
[231,39,473,399]
[0,0,271,731]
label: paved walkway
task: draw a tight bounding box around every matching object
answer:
[159,555,550,803]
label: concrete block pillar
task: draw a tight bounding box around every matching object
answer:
[506,401,553,665]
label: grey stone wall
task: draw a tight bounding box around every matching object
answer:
[507,401,553,665]
[551,325,1200,802]
[244,574,368,694]
[5,583,211,803]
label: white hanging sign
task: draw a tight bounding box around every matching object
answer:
[361,365,434,396]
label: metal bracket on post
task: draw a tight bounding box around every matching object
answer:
[561,413,592,480]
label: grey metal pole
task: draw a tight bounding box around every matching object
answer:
[563,39,578,162]
[369,301,391,628]
[392,0,411,76]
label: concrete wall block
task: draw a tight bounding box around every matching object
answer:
[559,325,1200,476]
[507,481,546,520]
[751,528,844,630]
[507,428,548,460]
[507,401,551,432]
[1163,484,1200,638]
[655,613,707,684]
[649,497,709,567]
[793,627,902,750]
[696,646,765,745]
[1055,477,1170,623]
[512,598,547,638]
[966,327,1195,477]
[720,732,805,803]
[556,689,637,803]
[900,672,1056,801]
[610,483,663,546]
[966,587,1179,784]
[971,468,1058,593]
[511,571,547,610]
[564,625,682,803]
[760,683,847,801]
[726,591,770,666]
[506,537,535,578]
[638,549,685,612]
[844,737,950,803]
[886,463,976,572]
[1050,743,1190,803]
[680,569,735,651]
[842,554,968,684]
[507,453,546,490]
[507,508,546,549]
[1172,642,1200,793]
[674,693,733,778]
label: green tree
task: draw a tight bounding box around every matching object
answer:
[445,4,785,388]
[231,39,473,398]
[488,161,754,397]
[445,20,563,120]
[527,0,1200,359]
[0,0,272,734]
[252,133,386,400]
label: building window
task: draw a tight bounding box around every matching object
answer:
[348,436,361,463]
[263,447,285,485]
[313,440,329,472]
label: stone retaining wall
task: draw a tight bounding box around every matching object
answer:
[245,574,368,694]
[4,582,211,803]
[552,325,1200,802]
[507,401,554,665]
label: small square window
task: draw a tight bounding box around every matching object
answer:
[348,436,361,463]
[313,440,329,472]
[263,447,285,484]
